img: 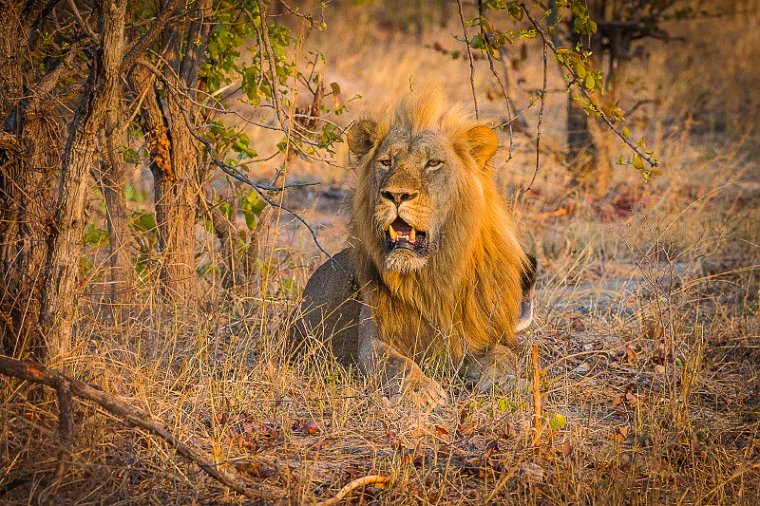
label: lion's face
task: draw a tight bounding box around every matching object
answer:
[371,130,466,272]
[349,119,498,275]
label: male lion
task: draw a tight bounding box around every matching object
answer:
[291,90,536,408]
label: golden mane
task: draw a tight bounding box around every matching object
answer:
[349,89,528,362]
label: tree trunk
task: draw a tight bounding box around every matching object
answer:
[0,1,63,360]
[98,115,135,319]
[208,202,243,289]
[566,19,600,191]
[128,64,199,302]
[39,0,128,361]
[125,0,212,302]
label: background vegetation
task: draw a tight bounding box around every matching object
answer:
[0,0,757,503]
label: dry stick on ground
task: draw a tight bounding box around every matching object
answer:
[314,475,392,506]
[0,356,286,502]
[531,343,543,445]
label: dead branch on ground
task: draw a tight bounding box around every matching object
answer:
[0,356,286,502]
[315,474,392,506]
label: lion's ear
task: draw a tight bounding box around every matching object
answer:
[466,125,499,167]
[347,119,378,158]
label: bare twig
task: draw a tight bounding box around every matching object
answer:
[66,0,96,38]
[54,380,73,480]
[457,0,479,119]
[531,343,543,445]
[478,0,515,157]
[189,127,339,266]
[525,41,547,191]
[122,0,183,71]
[28,36,92,111]
[484,452,531,502]
[254,0,286,125]
[0,356,286,502]
[315,475,392,506]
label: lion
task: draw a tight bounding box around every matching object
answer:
[291,90,536,408]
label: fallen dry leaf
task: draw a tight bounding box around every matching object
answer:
[625,346,637,363]
[612,424,632,442]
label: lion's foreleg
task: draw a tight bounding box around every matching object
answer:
[357,305,448,408]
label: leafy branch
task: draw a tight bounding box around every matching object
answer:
[520,3,659,172]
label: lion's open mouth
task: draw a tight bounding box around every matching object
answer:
[385,217,428,255]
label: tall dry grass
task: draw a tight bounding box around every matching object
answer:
[1,5,758,505]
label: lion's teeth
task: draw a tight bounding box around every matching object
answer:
[409,228,416,242]
[388,225,398,241]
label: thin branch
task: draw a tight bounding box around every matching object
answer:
[188,124,340,267]
[254,0,286,125]
[193,134,318,193]
[478,0,515,158]
[457,0,479,119]
[524,41,547,191]
[0,356,286,502]
[66,0,96,38]
[122,0,182,71]
[315,475,392,506]
[531,343,543,445]
[28,36,92,110]
[53,379,73,480]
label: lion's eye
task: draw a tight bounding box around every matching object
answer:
[426,159,443,169]
[378,158,391,168]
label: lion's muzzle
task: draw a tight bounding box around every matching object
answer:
[385,217,428,256]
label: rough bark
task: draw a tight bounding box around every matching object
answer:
[39,0,128,360]
[124,0,212,302]
[128,63,199,302]
[0,1,64,359]
[98,113,135,317]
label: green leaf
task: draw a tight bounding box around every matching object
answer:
[82,224,109,248]
[622,126,630,140]
[242,191,266,215]
[632,154,645,171]
[573,61,586,79]
[330,82,341,95]
[549,413,567,430]
[584,74,595,90]
[507,1,523,20]
[123,147,141,164]
[220,201,234,219]
[470,34,486,49]
[131,211,157,233]
[281,278,300,297]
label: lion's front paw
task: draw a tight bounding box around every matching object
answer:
[476,366,526,394]
[392,370,449,409]
[468,346,526,394]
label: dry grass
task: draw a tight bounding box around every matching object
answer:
[2,6,759,505]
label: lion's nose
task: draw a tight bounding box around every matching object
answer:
[380,189,418,206]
